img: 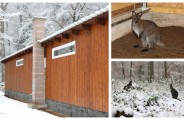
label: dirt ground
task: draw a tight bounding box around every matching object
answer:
[112,26,184,58]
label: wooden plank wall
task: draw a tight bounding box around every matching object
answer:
[112,3,135,11]
[45,19,108,112]
[148,3,184,14]
[5,52,32,94]
[112,3,143,17]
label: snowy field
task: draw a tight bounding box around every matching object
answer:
[111,79,184,117]
[0,91,61,120]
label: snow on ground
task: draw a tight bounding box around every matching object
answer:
[111,79,184,117]
[0,91,61,120]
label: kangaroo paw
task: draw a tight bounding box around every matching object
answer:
[133,45,140,48]
[141,49,149,52]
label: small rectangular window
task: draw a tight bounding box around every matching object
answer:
[52,41,76,59]
[16,58,24,67]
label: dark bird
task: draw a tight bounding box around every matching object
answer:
[124,81,132,91]
[170,84,178,99]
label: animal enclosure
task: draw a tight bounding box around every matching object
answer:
[111,3,184,58]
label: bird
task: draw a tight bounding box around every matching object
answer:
[170,84,178,99]
[124,81,132,91]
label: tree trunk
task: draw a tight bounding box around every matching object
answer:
[138,65,143,81]
[147,61,154,83]
[150,61,154,83]
[130,61,133,81]
[164,61,167,80]
[147,62,150,82]
[121,62,125,79]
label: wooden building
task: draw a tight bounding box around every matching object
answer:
[0,6,109,117]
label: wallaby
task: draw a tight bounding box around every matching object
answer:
[124,81,133,91]
[170,84,178,99]
[131,11,166,52]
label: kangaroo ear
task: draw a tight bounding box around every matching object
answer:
[138,12,142,17]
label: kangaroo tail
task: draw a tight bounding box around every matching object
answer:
[156,41,166,48]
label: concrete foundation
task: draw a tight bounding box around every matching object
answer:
[46,99,108,117]
[5,89,31,103]
[28,103,47,109]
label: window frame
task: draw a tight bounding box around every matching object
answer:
[16,58,24,67]
[52,41,76,59]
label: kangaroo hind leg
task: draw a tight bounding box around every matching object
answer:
[141,37,150,52]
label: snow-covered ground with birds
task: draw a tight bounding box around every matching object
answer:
[0,91,61,120]
[111,79,184,117]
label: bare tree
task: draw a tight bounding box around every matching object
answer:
[147,61,154,83]
[138,64,144,81]
[0,3,8,82]
[164,61,167,80]
[121,62,125,79]
[0,3,8,57]
[130,61,133,81]
[150,61,154,82]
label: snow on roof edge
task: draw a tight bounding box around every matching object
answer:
[0,44,33,62]
[0,6,109,63]
[38,6,109,43]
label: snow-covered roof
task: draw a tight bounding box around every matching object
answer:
[0,6,108,63]
[0,44,33,62]
[38,6,109,43]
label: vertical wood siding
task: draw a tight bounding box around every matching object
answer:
[5,52,32,94]
[46,19,108,112]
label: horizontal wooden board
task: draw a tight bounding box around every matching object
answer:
[148,3,184,14]
[112,3,143,17]
[148,3,184,8]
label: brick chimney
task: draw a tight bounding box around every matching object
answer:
[30,17,46,108]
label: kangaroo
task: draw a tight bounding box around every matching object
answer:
[131,11,166,52]
[123,81,133,91]
[170,84,178,99]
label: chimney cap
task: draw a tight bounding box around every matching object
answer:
[32,16,47,21]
